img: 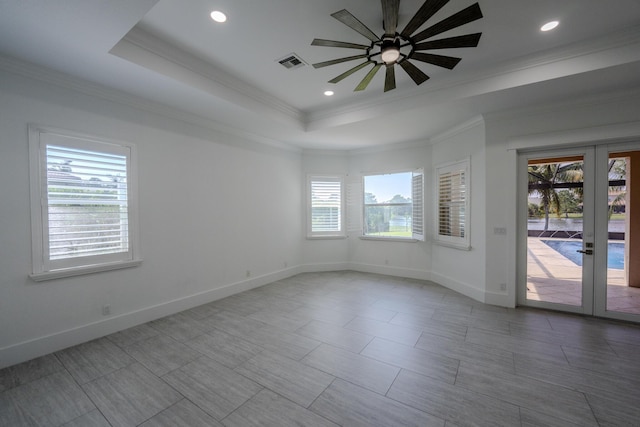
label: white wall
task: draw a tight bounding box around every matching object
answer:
[430,118,487,302]
[0,69,303,368]
[484,91,640,307]
[346,142,433,280]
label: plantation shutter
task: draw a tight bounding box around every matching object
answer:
[309,176,343,234]
[435,159,470,249]
[412,170,424,241]
[43,137,132,269]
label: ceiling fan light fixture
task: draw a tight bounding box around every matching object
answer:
[540,20,559,32]
[380,38,400,64]
[210,10,227,23]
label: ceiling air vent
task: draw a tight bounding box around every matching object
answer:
[277,53,306,70]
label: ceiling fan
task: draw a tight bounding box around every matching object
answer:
[311,0,483,92]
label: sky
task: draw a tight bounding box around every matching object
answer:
[364,172,412,203]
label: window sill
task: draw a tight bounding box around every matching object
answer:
[30,259,143,282]
[359,236,420,243]
[306,235,347,240]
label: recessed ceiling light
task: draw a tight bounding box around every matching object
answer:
[210,11,227,23]
[541,21,559,32]
[324,90,334,96]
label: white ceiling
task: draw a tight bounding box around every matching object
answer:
[1,0,640,150]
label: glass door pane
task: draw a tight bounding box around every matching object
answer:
[605,150,640,316]
[526,156,586,307]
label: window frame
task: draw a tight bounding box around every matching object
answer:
[28,125,142,281]
[360,169,424,242]
[306,174,346,239]
[434,158,471,250]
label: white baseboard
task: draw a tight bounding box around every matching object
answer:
[0,267,299,369]
[484,290,516,308]
[430,271,485,303]
[348,262,431,281]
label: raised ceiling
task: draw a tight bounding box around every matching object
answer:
[1,0,640,149]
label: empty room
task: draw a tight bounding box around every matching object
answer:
[1,0,640,426]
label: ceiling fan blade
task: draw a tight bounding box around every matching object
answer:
[414,33,481,50]
[328,61,371,83]
[399,60,430,85]
[312,54,368,69]
[354,63,383,91]
[384,64,396,92]
[410,52,461,69]
[311,39,370,50]
[331,9,380,42]
[400,0,449,38]
[381,0,400,37]
[412,3,483,43]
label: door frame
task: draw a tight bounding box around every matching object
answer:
[516,147,595,315]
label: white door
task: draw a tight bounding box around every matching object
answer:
[519,143,640,322]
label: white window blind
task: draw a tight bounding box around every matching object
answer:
[435,159,470,249]
[308,175,345,238]
[29,126,141,280]
[45,144,129,261]
[412,170,424,240]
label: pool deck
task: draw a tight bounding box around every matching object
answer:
[527,237,640,315]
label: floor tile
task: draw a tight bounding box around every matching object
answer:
[107,324,159,348]
[296,320,374,353]
[83,363,182,427]
[185,329,263,369]
[184,302,223,320]
[310,378,445,427]
[301,343,399,395]
[234,350,334,407]
[387,369,521,427]
[361,337,459,384]
[416,332,515,372]
[197,310,267,338]
[56,337,135,384]
[345,316,423,346]
[0,353,63,392]
[149,312,207,342]
[0,371,95,426]
[455,361,598,426]
[243,324,321,360]
[139,399,223,427]
[286,305,357,326]
[247,308,311,331]
[63,409,111,427]
[519,407,583,427]
[162,356,262,420]
[124,335,201,376]
[222,389,338,427]
[585,391,640,426]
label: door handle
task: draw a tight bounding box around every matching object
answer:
[577,249,593,255]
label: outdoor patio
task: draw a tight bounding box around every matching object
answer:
[527,237,640,315]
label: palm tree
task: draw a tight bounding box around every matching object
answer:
[528,162,583,231]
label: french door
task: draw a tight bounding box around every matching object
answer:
[518,142,640,322]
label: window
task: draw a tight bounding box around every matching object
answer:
[307,175,345,238]
[362,170,423,240]
[29,126,141,280]
[435,159,470,249]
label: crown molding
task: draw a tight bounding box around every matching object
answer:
[304,25,640,132]
[429,116,485,145]
[0,54,301,154]
[112,26,305,128]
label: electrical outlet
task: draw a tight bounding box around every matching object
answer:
[493,227,507,235]
[284,261,288,268]
[246,270,251,278]
[500,283,507,291]
[102,304,111,316]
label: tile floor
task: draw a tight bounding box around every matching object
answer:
[2,271,640,426]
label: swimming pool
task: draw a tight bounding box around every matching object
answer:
[542,240,624,269]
